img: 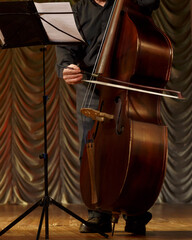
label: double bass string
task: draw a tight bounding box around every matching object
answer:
[80,0,117,110]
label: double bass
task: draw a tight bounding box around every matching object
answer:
[80,0,172,227]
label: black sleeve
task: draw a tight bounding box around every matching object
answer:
[55,44,83,78]
[55,1,84,79]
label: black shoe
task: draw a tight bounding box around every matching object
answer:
[79,217,112,233]
[125,212,152,235]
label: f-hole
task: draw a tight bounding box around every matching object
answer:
[115,96,123,134]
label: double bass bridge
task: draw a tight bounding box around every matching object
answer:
[81,108,114,122]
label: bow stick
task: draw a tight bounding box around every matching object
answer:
[66,67,184,100]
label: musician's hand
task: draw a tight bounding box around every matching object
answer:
[63,64,83,84]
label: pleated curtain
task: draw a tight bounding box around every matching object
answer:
[0,0,191,205]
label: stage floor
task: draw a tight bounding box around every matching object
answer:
[0,203,191,239]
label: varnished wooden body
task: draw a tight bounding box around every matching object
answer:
[80,0,172,216]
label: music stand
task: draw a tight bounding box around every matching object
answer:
[0,1,108,239]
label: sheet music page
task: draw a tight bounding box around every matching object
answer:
[34,2,84,43]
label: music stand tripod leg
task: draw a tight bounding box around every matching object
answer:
[0,200,41,236]
[36,200,48,240]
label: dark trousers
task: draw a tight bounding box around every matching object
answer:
[75,83,99,159]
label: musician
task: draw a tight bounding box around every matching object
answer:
[56,0,160,235]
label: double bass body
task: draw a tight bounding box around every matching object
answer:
[80,0,172,216]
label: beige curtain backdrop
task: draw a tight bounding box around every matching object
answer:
[0,0,191,205]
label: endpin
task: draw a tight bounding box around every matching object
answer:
[111,213,120,236]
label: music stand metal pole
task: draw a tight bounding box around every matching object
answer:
[37,46,49,239]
